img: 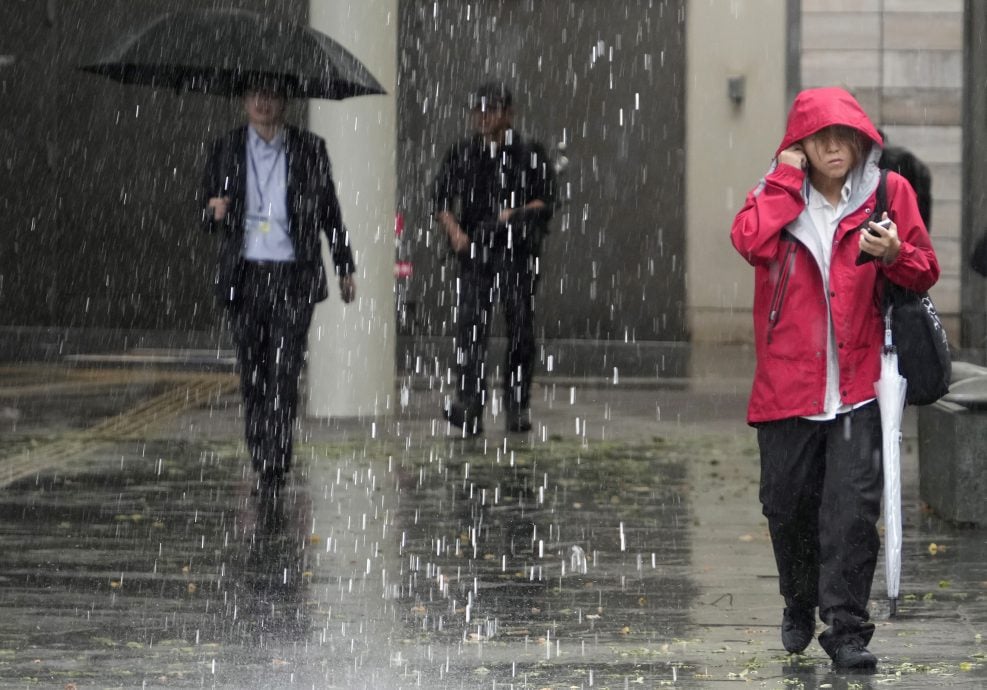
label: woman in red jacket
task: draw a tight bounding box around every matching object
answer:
[731,87,939,669]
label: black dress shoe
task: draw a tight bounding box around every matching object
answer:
[443,402,483,436]
[781,606,815,654]
[832,642,877,670]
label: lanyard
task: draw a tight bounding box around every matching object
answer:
[247,143,284,213]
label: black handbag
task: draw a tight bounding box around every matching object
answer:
[872,170,951,405]
[884,282,951,405]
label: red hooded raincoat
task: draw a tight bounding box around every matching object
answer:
[731,88,940,424]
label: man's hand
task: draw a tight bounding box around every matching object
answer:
[499,199,546,224]
[437,210,470,253]
[339,274,356,303]
[448,228,470,253]
[777,144,807,171]
[207,196,230,221]
[859,213,901,265]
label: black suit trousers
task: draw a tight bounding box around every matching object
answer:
[756,402,884,656]
[455,252,537,414]
[231,262,313,474]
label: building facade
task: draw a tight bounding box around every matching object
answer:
[0,0,977,372]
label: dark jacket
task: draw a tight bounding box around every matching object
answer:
[201,124,355,306]
[432,131,556,260]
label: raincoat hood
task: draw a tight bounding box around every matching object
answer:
[776,87,883,156]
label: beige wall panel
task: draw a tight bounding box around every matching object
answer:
[883,12,962,50]
[801,49,881,88]
[934,236,960,277]
[882,50,963,89]
[685,0,787,344]
[927,163,962,203]
[929,198,960,238]
[883,0,962,12]
[882,124,961,163]
[801,13,880,50]
[804,0,879,11]
[881,87,962,126]
[688,310,755,346]
[852,87,882,121]
[932,275,960,315]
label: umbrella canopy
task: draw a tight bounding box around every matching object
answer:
[875,315,908,617]
[79,9,386,99]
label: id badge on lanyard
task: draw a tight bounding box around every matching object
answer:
[247,144,283,235]
[246,211,272,235]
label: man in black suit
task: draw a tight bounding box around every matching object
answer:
[432,83,556,436]
[202,83,356,487]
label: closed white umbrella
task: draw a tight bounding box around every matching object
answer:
[875,307,908,616]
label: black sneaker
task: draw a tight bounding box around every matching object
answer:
[831,642,877,670]
[781,606,815,654]
[443,402,483,436]
[506,409,532,433]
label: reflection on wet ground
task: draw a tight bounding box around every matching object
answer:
[392,440,698,686]
[0,363,984,688]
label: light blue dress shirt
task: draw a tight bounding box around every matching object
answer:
[242,126,295,262]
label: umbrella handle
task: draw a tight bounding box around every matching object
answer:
[884,305,895,353]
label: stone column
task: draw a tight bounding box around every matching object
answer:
[306,1,397,417]
[962,0,987,357]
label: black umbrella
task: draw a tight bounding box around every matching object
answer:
[79,9,386,99]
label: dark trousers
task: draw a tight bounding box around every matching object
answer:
[231,263,313,475]
[756,402,884,656]
[455,255,536,414]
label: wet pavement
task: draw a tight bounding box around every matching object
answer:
[0,347,985,689]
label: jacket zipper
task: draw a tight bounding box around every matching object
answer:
[767,238,798,344]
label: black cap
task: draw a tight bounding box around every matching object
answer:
[468,82,513,111]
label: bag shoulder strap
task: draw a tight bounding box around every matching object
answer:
[876,169,916,317]
[875,168,888,219]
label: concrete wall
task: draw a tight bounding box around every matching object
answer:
[396,0,688,348]
[961,0,987,354]
[2,0,969,371]
[685,1,789,344]
[0,0,305,335]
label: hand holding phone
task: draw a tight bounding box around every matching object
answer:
[864,218,892,236]
[855,217,893,265]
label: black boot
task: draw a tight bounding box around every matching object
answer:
[781,606,816,654]
[831,641,877,670]
[443,401,484,436]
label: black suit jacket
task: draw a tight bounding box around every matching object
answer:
[201,124,355,307]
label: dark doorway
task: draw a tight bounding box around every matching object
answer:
[396,0,688,376]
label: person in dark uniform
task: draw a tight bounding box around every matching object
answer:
[432,82,556,436]
[202,82,356,487]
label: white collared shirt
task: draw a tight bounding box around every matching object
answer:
[242,126,295,262]
[803,180,873,421]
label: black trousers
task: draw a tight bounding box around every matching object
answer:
[231,262,313,475]
[756,402,884,656]
[454,253,536,414]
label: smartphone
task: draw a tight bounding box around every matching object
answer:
[863,218,892,236]
[855,218,892,265]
